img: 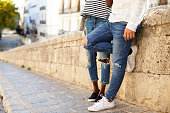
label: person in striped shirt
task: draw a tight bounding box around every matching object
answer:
[81,0,111,102]
[82,0,149,111]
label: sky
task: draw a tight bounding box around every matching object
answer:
[12,0,25,15]
[12,0,25,23]
[12,0,25,8]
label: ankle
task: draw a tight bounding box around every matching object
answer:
[94,90,100,94]
[98,92,104,96]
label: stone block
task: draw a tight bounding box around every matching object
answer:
[143,6,170,26]
[38,62,51,75]
[76,39,82,46]
[135,26,170,75]
[74,66,89,88]
[79,47,87,67]
[61,65,75,83]
[71,47,80,66]
[117,72,170,113]
[50,63,57,74]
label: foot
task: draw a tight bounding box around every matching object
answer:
[88,96,115,111]
[82,37,87,46]
[94,94,103,102]
[88,92,99,102]
[127,45,138,72]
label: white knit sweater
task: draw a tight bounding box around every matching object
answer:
[109,0,149,31]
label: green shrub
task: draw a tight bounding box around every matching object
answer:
[21,65,25,68]
[27,67,31,70]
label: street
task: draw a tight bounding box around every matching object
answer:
[0,62,158,113]
[0,33,23,113]
[0,99,5,113]
[0,34,23,51]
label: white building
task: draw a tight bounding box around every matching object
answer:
[23,0,85,39]
[38,0,60,38]
[24,0,38,29]
[12,0,25,26]
[23,0,169,41]
[24,0,60,38]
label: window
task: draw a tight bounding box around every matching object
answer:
[71,0,80,12]
[59,0,64,14]
[40,0,46,10]
[40,14,46,24]
[59,0,81,14]
[40,6,46,10]
[64,0,71,13]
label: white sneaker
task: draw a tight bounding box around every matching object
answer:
[127,45,138,72]
[88,97,115,112]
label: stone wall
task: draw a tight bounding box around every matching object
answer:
[0,6,170,113]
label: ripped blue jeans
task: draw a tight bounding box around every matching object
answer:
[85,16,110,84]
[84,21,138,100]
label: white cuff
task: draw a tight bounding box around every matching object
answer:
[126,22,138,32]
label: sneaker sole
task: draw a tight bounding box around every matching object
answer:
[88,99,96,102]
[88,105,115,111]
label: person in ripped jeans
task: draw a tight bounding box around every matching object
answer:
[82,0,149,111]
[81,0,137,103]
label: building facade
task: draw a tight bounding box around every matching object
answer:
[12,0,25,26]
[23,0,84,39]
[23,0,169,40]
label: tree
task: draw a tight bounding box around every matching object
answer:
[0,0,19,39]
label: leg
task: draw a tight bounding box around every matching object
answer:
[99,52,110,95]
[85,16,100,102]
[105,22,132,100]
[85,18,112,102]
[92,18,111,102]
[94,18,111,98]
[86,50,99,92]
[88,22,131,111]
[84,22,113,54]
[85,16,99,91]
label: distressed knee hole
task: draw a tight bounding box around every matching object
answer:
[98,58,110,64]
[114,63,121,68]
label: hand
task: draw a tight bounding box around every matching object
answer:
[123,28,135,41]
[82,37,87,46]
[82,32,87,46]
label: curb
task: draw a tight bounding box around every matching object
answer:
[0,70,31,113]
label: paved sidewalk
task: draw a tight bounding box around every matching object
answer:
[0,62,157,113]
[0,99,6,113]
[0,34,22,51]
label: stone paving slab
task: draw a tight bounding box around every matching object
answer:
[0,62,158,113]
[0,99,6,113]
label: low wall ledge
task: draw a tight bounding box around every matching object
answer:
[143,5,170,26]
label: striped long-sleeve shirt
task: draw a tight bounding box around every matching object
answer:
[81,0,111,20]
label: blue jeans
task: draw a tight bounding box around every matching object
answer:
[84,21,140,100]
[85,16,110,84]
